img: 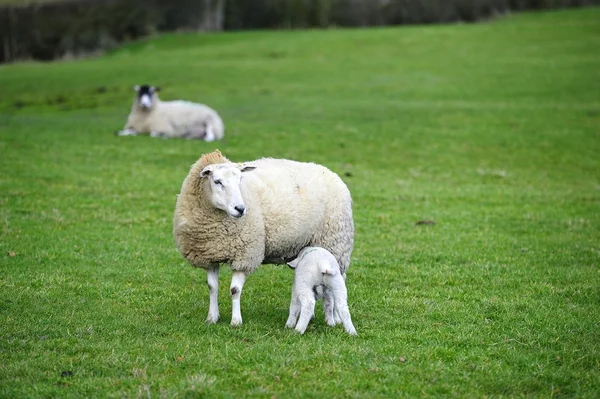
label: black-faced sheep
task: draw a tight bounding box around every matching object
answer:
[117,85,224,141]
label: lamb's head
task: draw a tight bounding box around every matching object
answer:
[133,84,160,110]
[200,162,256,218]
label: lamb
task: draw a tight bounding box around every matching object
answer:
[117,85,224,141]
[285,247,357,335]
[173,150,354,326]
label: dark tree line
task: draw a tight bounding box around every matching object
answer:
[1,0,598,62]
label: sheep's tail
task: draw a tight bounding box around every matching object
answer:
[319,260,337,276]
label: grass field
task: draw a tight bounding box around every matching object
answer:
[1,7,599,398]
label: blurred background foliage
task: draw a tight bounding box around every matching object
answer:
[1,0,598,62]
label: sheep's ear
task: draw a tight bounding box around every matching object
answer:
[240,163,256,173]
[200,166,213,178]
[287,258,299,269]
[133,85,140,92]
[154,86,161,93]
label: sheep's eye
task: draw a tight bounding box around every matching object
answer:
[214,179,222,186]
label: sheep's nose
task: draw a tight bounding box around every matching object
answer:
[234,205,246,216]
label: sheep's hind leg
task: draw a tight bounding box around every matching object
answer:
[295,294,316,334]
[285,296,301,329]
[322,288,336,326]
[332,283,357,336]
[230,271,247,327]
[150,131,168,138]
[204,123,216,142]
[206,265,220,323]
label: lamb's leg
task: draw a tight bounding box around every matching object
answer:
[295,294,316,334]
[230,271,247,327]
[331,281,357,336]
[332,273,347,324]
[206,265,220,323]
[285,295,301,329]
[322,288,336,326]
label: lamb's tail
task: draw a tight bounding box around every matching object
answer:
[318,260,337,276]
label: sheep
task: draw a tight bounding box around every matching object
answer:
[173,150,354,327]
[285,246,357,335]
[116,85,224,141]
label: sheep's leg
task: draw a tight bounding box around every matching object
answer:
[204,123,216,142]
[150,131,167,138]
[206,265,220,324]
[322,288,336,326]
[331,282,357,336]
[285,296,301,329]
[336,303,357,336]
[332,273,347,324]
[230,271,247,327]
[295,294,316,334]
[117,128,137,136]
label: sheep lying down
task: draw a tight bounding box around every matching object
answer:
[173,150,354,326]
[286,247,357,335]
[117,85,224,141]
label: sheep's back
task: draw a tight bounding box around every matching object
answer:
[242,158,351,263]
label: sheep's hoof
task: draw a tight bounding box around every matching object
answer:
[206,314,220,324]
[230,318,243,327]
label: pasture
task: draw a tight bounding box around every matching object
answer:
[1,7,599,398]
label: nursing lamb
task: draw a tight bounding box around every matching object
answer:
[286,246,357,335]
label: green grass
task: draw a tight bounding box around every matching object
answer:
[1,7,599,398]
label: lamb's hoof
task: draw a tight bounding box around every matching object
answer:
[346,328,358,336]
[230,318,243,327]
[206,314,220,324]
[285,322,296,329]
[325,318,336,327]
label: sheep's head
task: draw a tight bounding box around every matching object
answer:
[200,162,256,218]
[134,84,160,110]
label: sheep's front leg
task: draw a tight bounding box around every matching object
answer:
[230,271,247,327]
[117,128,137,136]
[206,265,220,323]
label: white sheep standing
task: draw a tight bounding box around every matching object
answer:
[173,150,354,326]
[286,246,357,335]
[117,85,224,141]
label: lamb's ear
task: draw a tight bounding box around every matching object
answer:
[287,258,299,269]
[200,166,213,178]
[239,163,257,173]
[133,85,140,92]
